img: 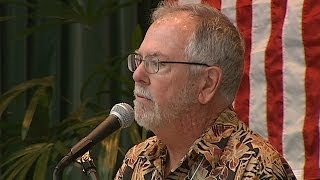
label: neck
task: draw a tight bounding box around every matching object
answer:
[153,105,220,176]
[157,123,201,177]
[154,96,229,176]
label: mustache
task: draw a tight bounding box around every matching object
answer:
[134,86,153,100]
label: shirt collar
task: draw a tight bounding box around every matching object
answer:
[139,108,239,171]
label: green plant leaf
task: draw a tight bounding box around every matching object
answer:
[61,114,105,136]
[0,136,20,150]
[70,0,86,16]
[80,66,107,101]
[16,21,65,39]
[21,87,47,140]
[99,130,120,179]
[53,140,70,155]
[15,155,38,180]
[33,147,51,180]
[0,143,53,179]
[0,0,148,178]
[36,0,73,18]
[0,90,24,119]
[1,152,38,180]
[0,76,54,118]
[0,0,34,8]
[0,143,49,168]
[0,15,16,21]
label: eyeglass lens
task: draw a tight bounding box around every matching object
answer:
[128,54,159,74]
[128,54,139,72]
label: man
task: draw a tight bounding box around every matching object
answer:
[115,1,296,179]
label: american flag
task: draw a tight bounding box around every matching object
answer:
[177,0,320,179]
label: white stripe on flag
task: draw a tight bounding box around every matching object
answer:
[249,0,271,139]
[282,1,305,178]
[220,0,238,113]
[220,0,237,25]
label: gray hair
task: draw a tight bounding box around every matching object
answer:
[151,2,245,105]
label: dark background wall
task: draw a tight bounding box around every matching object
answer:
[0,0,159,179]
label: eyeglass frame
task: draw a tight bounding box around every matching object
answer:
[127,53,210,74]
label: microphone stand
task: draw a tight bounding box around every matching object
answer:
[76,151,99,180]
[53,155,68,180]
[53,151,99,180]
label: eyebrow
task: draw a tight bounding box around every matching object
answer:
[134,50,170,60]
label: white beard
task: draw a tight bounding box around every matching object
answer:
[133,81,198,131]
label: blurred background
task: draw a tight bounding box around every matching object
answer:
[1,0,320,179]
[0,0,160,179]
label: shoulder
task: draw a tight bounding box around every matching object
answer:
[231,121,279,156]
[224,121,296,179]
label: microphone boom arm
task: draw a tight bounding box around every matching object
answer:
[53,103,134,180]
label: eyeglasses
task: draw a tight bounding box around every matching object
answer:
[127,53,210,74]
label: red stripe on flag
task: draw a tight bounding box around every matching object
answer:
[264,0,287,154]
[234,0,252,126]
[202,0,221,10]
[302,0,320,178]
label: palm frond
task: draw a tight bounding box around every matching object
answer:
[0,76,54,119]
[0,143,53,180]
[33,147,51,180]
[1,152,39,180]
[0,90,24,119]
[21,87,50,140]
[0,15,16,21]
[98,130,121,179]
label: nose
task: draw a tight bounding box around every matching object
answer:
[132,62,150,85]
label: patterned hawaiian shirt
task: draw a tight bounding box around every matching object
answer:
[115,108,296,180]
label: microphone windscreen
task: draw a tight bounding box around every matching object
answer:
[110,103,134,128]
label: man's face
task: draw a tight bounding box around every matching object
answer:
[132,12,199,131]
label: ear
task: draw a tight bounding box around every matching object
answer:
[198,66,222,104]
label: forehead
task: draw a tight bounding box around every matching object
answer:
[138,12,196,59]
[152,11,194,28]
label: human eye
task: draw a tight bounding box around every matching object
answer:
[145,57,159,73]
[158,61,167,68]
[134,54,142,67]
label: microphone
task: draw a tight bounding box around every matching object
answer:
[54,103,134,174]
